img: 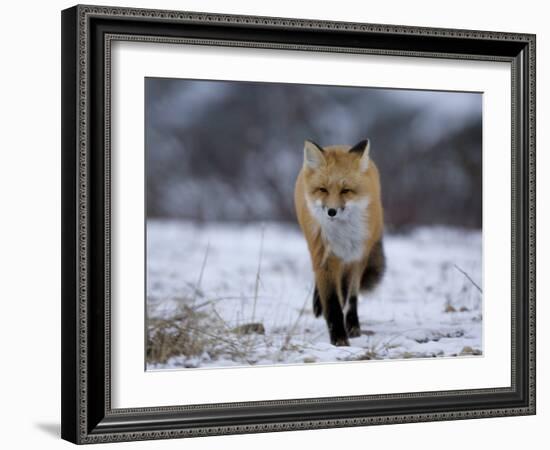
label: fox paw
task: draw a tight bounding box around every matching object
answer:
[345,313,361,338]
[333,337,350,346]
[346,326,361,338]
[330,333,350,346]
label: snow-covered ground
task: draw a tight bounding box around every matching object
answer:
[146,220,482,370]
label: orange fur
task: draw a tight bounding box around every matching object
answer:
[294,140,384,345]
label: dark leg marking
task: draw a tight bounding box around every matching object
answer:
[345,295,361,338]
[325,289,349,346]
[312,287,322,317]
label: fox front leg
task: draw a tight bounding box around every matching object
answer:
[315,268,349,346]
[344,267,363,338]
[312,287,322,318]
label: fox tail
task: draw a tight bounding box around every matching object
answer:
[360,239,386,292]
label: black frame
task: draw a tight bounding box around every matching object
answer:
[61,4,536,444]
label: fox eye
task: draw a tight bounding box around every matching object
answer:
[341,188,352,194]
[318,187,328,193]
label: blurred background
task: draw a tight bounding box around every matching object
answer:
[145,78,482,230]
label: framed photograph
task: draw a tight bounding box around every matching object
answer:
[61,4,536,444]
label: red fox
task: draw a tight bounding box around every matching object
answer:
[294,139,385,346]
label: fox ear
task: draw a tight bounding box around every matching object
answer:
[304,140,325,169]
[349,139,371,171]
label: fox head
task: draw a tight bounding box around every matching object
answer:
[302,139,371,222]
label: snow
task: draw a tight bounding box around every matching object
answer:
[146,220,482,370]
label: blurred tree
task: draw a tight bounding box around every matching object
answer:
[145,78,482,230]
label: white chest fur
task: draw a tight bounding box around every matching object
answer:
[307,198,369,263]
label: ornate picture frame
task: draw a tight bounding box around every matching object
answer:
[61,4,536,444]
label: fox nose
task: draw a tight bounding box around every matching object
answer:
[327,208,337,217]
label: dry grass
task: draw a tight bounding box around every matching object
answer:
[147,304,219,365]
[146,300,269,367]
